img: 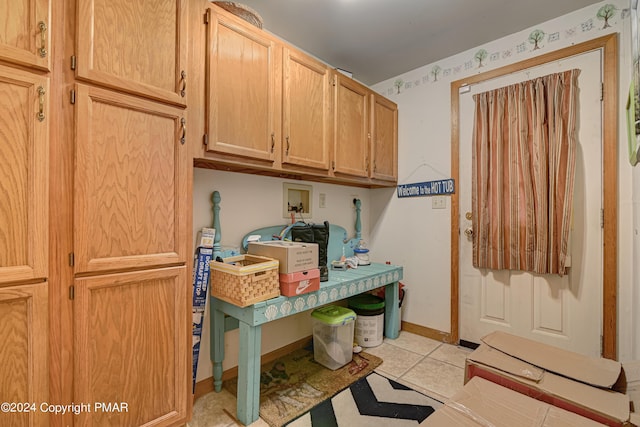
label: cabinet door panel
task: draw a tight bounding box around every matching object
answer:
[0,282,48,427]
[333,75,369,177]
[74,85,187,273]
[0,66,48,285]
[371,94,398,182]
[76,0,187,105]
[206,8,278,162]
[0,0,50,70]
[282,48,330,170]
[74,267,188,427]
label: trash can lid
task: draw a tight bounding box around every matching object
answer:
[348,294,385,311]
[311,305,356,325]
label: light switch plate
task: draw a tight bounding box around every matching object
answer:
[432,196,446,209]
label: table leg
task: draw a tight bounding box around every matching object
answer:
[384,281,400,339]
[237,322,262,425]
[211,301,225,392]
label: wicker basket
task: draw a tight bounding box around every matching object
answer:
[211,254,279,307]
[211,1,264,29]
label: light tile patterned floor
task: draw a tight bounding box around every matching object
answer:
[189,331,469,427]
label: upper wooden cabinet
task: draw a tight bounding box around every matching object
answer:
[282,47,331,171]
[75,0,188,106]
[198,5,398,187]
[0,0,50,71]
[0,65,48,285]
[74,84,188,274]
[205,7,279,163]
[332,73,370,178]
[0,282,48,427]
[370,93,398,182]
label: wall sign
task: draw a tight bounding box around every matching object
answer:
[397,179,455,198]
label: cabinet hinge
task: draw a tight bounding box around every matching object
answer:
[601,82,604,101]
[204,9,210,24]
[332,75,336,86]
[71,55,76,70]
[69,285,75,300]
[601,208,604,229]
[68,252,74,266]
[70,90,76,104]
[203,134,209,146]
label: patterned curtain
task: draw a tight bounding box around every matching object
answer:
[472,69,580,275]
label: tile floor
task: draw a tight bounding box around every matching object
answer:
[188,331,471,427]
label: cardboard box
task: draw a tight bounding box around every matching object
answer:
[248,241,318,273]
[424,376,607,426]
[279,268,320,296]
[465,332,631,426]
[195,227,216,249]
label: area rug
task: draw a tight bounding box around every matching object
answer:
[285,372,443,426]
[224,348,383,427]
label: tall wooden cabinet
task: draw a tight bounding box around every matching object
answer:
[68,1,191,426]
[0,0,51,71]
[0,4,50,425]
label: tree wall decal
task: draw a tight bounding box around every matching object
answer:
[597,4,617,29]
[475,49,488,67]
[528,29,545,50]
[431,65,442,82]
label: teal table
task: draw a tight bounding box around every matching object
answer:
[210,262,403,425]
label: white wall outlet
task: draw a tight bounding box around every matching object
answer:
[319,193,326,208]
[432,196,447,209]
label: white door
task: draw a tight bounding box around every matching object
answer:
[458,50,603,356]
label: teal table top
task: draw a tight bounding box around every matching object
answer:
[211,262,402,326]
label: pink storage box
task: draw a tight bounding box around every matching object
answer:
[279,269,320,296]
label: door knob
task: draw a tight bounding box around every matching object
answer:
[465,212,472,220]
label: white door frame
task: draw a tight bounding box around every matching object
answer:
[449,34,618,359]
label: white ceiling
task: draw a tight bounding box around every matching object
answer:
[230,0,603,85]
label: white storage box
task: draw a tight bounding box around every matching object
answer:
[248,241,318,273]
[311,306,356,370]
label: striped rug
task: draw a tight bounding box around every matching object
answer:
[285,372,442,426]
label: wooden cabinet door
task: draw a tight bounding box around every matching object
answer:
[282,47,331,170]
[0,0,50,70]
[0,66,48,285]
[74,267,188,427]
[370,93,398,182]
[76,0,187,106]
[205,7,279,163]
[0,282,48,427]
[333,73,369,178]
[74,84,187,274]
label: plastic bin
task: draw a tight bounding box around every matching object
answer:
[311,306,356,370]
[349,294,385,347]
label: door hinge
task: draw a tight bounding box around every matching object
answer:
[203,134,209,146]
[68,252,74,266]
[71,55,76,70]
[69,285,75,300]
[70,90,76,104]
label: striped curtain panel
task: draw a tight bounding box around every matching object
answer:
[471,69,580,276]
